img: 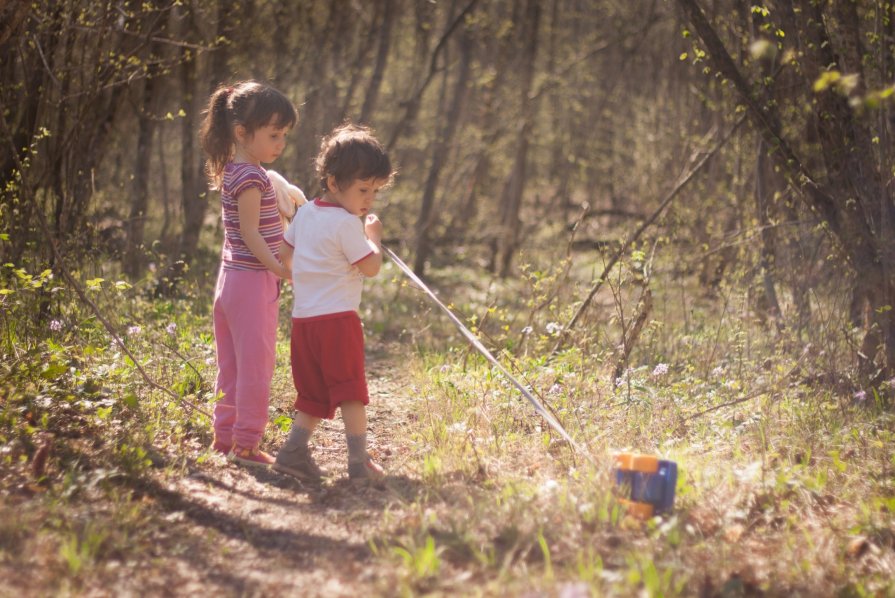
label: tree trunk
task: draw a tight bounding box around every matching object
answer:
[359,0,395,124]
[337,4,379,122]
[412,28,472,276]
[385,0,478,151]
[755,137,782,323]
[178,4,205,263]
[492,0,540,277]
[126,58,161,278]
[676,0,895,376]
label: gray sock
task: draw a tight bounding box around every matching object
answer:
[346,433,368,464]
[281,425,312,455]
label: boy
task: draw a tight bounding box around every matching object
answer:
[274,123,394,481]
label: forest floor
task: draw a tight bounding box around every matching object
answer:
[2,276,894,596]
[2,342,426,597]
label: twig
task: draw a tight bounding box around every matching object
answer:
[30,32,61,87]
[68,23,215,51]
[550,113,747,356]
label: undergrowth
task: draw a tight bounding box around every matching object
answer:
[0,248,893,596]
[365,252,895,596]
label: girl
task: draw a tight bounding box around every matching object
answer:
[199,80,296,466]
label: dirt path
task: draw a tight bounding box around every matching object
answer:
[102,349,420,597]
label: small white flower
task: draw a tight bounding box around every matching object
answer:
[853,390,867,403]
[166,322,177,335]
[652,363,669,377]
[711,366,724,379]
[540,479,560,494]
[49,319,62,332]
[126,325,141,336]
[548,383,562,395]
[448,422,467,434]
[545,322,563,335]
[615,367,634,387]
[558,582,590,598]
[521,326,533,335]
[734,461,762,482]
[205,357,216,366]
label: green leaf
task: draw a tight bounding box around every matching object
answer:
[40,362,68,380]
[813,70,841,92]
[273,414,293,433]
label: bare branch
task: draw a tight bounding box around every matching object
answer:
[550,113,747,355]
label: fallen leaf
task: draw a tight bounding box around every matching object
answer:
[724,523,745,543]
[846,536,870,559]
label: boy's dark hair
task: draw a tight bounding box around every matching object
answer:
[199,80,297,188]
[315,123,394,193]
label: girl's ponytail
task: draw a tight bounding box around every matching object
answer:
[199,85,235,189]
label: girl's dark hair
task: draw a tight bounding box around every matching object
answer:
[199,80,297,188]
[315,123,394,193]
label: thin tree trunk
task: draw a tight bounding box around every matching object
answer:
[338,4,380,122]
[493,0,540,277]
[385,0,478,151]
[755,137,782,322]
[179,1,215,262]
[413,28,472,276]
[158,120,171,244]
[126,60,161,278]
[359,0,395,124]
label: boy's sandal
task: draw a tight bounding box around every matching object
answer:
[229,445,275,467]
[348,456,385,480]
[272,451,324,482]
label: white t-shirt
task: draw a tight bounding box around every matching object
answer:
[283,199,375,318]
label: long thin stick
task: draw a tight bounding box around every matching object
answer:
[551,114,747,355]
[383,245,586,455]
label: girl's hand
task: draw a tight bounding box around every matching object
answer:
[364,214,382,244]
[278,263,292,280]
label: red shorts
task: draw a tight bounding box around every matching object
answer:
[290,311,369,419]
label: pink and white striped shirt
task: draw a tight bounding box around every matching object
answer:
[220,162,282,271]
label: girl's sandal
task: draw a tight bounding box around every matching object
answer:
[230,445,275,467]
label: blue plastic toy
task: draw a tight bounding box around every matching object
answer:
[613,453,678,519]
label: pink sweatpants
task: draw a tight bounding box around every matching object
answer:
[212,267,280,449]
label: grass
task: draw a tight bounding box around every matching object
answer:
[370,349,894,595]
[0,247,893,595]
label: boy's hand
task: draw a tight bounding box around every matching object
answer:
[364,214,382,245]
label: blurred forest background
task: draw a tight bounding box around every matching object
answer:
[2,1,895,594]
[2,0,893,382]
